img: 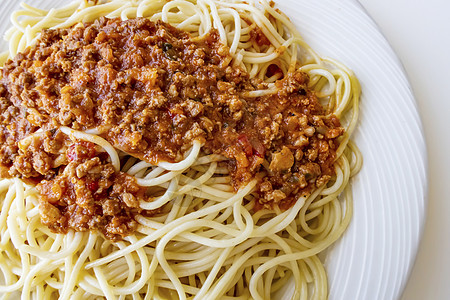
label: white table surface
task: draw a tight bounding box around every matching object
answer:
[358,0,450,299]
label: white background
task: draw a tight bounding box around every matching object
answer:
[359,0,450,299]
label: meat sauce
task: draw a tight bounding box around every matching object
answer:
[0,17,343,240]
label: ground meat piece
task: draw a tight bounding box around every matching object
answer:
[269,146,294,171]
[102,199,121,216]
[39,201,62,224]
[67,141,96,163]
[316,175,331,188]
[250,26,271,46]
[38,178,66,204]
[75,157,102,178]
[11,155,40,178]
[271,190,287,202]
[299,162,321,180]
[122,193,139,208]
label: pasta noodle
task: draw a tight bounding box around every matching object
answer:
[0,0,362,299]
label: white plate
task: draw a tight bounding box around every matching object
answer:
[0,0,427,299]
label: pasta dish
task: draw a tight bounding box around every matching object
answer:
[0,0,361,299]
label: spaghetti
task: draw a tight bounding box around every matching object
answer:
[0,0,362,299]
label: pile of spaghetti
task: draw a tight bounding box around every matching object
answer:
[0,0,361,299]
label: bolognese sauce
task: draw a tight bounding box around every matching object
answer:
[0,17,343,240]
